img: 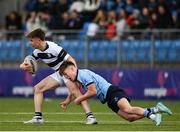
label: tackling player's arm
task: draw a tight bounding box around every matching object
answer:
[60,91,76,110]
[66,56,77,68]
[74,83,97,105]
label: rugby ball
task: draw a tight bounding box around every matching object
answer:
[24,55,38,74]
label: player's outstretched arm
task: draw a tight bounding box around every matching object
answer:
[67,56,77,68]
[60,93,75,110]
[74,84,96,105]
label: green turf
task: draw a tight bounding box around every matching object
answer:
[0,98,179,131]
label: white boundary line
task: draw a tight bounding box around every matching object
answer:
[0,112,180,115]
[0,120,180,124]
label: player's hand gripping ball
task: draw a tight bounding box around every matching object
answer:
[24,55,38,74]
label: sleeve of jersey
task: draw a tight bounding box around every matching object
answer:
[56,46,70,61]
[80,71,94,87]
[31,51,39,60]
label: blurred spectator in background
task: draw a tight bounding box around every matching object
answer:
[25,11,48,32]
[150,12,159,29]
[54,0,69,15]
[126,10,141,29]
[84,0,101,11]
[105,0,116,11]
[116,9,129,39]
[70,0,84,13]
[126,10,141,39]
[167,0,180,28]
[115,0,126,13]
[139,7,151,29]
[35,0,52,13]
[59,12,69,30]
[148,0,157,12]
[82,0,101,22]
[67,10,83,30]
[86,22,99,39]
[67,10,83,38]
[25,11,41,32]
[93,9,107,39]
[156,5,173,29]
[3,0,180,40]
[53,12,69,39]
[124,0,137,16]
[105,10,117,40]
[5,11,22,40]
[24,0,38,13]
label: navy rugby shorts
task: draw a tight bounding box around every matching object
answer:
[106,85,131,113]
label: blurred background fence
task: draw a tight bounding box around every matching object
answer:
[0,29,180,68]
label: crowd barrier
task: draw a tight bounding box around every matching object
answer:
[0,68,179,100]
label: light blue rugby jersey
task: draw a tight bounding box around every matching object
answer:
[76,69,111,104]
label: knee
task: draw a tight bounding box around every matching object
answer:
[33,86,42,94]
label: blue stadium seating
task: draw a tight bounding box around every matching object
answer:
[121,40,136,61]
[167,49,177,61]
[0,40,21,61]
[26,42,34,55]
[0,39,180,62]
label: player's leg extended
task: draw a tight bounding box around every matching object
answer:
[33,76,60,112]
[117,98,162,125]
[118,110,144,122]
[24,76,60,124]
[65,81,97,124]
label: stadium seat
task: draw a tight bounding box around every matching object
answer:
[136,51,146,61]
[7,41,21,61]
[121,40,136,61]
[79,22,90,40]
[106,41,117,61]
[88,52,96,61]
[26,42,34,55]
[61,40,84,62]
[156,49,167,61]
[167,49,177,61]
[155,40,168,61]
[0,41,4,61]
[59,40,70,51]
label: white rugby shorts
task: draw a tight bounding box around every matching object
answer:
[49,71,69,84]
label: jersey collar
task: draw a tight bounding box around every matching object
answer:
[75,69,79,81]
[42,42,49,51]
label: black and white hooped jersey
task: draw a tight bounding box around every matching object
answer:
[32,41,70,71]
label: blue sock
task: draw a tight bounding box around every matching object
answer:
[150,107,159,113]
[144,108,152,118]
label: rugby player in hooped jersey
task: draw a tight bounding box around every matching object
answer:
[20,28,97,124]
[59,61,173,126]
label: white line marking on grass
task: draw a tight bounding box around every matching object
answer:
[0,112,180,115]
[0,120,180,124]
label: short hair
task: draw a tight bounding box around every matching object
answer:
[26,28,45,41]
[59,61,75,76]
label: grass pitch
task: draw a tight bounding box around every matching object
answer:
[0,98,179,131]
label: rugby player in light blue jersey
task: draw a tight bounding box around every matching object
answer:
[59,61,172,126]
